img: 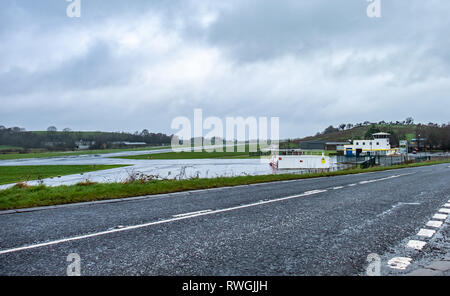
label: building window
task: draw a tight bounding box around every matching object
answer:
[363,142,365,145]
[376,142,379,145]
[356,142,359,145]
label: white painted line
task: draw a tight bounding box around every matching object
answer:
[0,189,328,255]
[172,210,212,218]
[443,203,450,208]
[348,184,357,187]
[387,257,412,270]
[433,213,448,220]
[426,221,443,228]
[439,208,450,214]
[333,186,344,190]
[407,240,427,250]
[417,229,436,238]
[358,174,407,186]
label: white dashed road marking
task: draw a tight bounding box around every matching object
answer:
[439,208,450,214]
[0,188,328,255]
[417,229,436,238]
[388,257,412,270]
[394,199,450,271]
[426,221,443,228]
[407,240,427,250]
[333,186,344,190]
[433,213,448,220]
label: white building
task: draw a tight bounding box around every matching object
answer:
[344,132,393,156]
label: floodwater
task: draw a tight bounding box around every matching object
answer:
[0,148,350,189]
[0,148,275,189]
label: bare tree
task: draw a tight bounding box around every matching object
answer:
[405,117,414,125]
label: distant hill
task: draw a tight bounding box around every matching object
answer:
[282,122,449,150]
[300,124,417,142]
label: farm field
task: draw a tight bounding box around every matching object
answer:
[0,165,128,185]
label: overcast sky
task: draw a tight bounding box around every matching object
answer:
[1,0,449,138]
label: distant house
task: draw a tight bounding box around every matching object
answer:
[299,141,350,151]
[75,140,95,150]
[111,141,147,147]
[299,141,326,150]
[43,141,66,147]
[324,142,351,151]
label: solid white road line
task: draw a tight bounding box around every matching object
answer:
[387,257,412,270]
[172,210,212,218]
[439,208,450,214]
[433,213,448,220]
[417,229,436,238]
[426,221,443,228]
[0,189,328,256]
[358,174,408,185]
[444,203,450,208]
[407,240,427,250]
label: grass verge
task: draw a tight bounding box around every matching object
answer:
[0,165,129,185]
[0,160,448,210]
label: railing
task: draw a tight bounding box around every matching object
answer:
[336,154,449,169]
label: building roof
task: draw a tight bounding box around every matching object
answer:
[325,141,351,145]
[372,132,391,136]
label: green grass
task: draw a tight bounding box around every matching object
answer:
[116,150,257,160]
[0,165,129,185]
[0,145,23,151]
[0,146,168,160]
[114,145,265,160]
[0,159,448,210]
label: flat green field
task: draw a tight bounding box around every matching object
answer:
[114,149,334,160]
[116,150,259,160]
[0,145,23,151]
[0,146,168,160]
[1,160,449,210]
[0,165,128,185]
[114,144,267,160]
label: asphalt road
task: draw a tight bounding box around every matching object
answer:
[0,163,449,275]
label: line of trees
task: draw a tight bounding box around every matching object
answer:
[416,123,450,151]
[0,125,173,151]
[335,117,417,132]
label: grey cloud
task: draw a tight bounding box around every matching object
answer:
[1,0,449,138]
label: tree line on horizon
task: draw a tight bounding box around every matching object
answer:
[0,125,172,152]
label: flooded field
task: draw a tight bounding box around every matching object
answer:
[0,149,353,189]
[0,151,269,189]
